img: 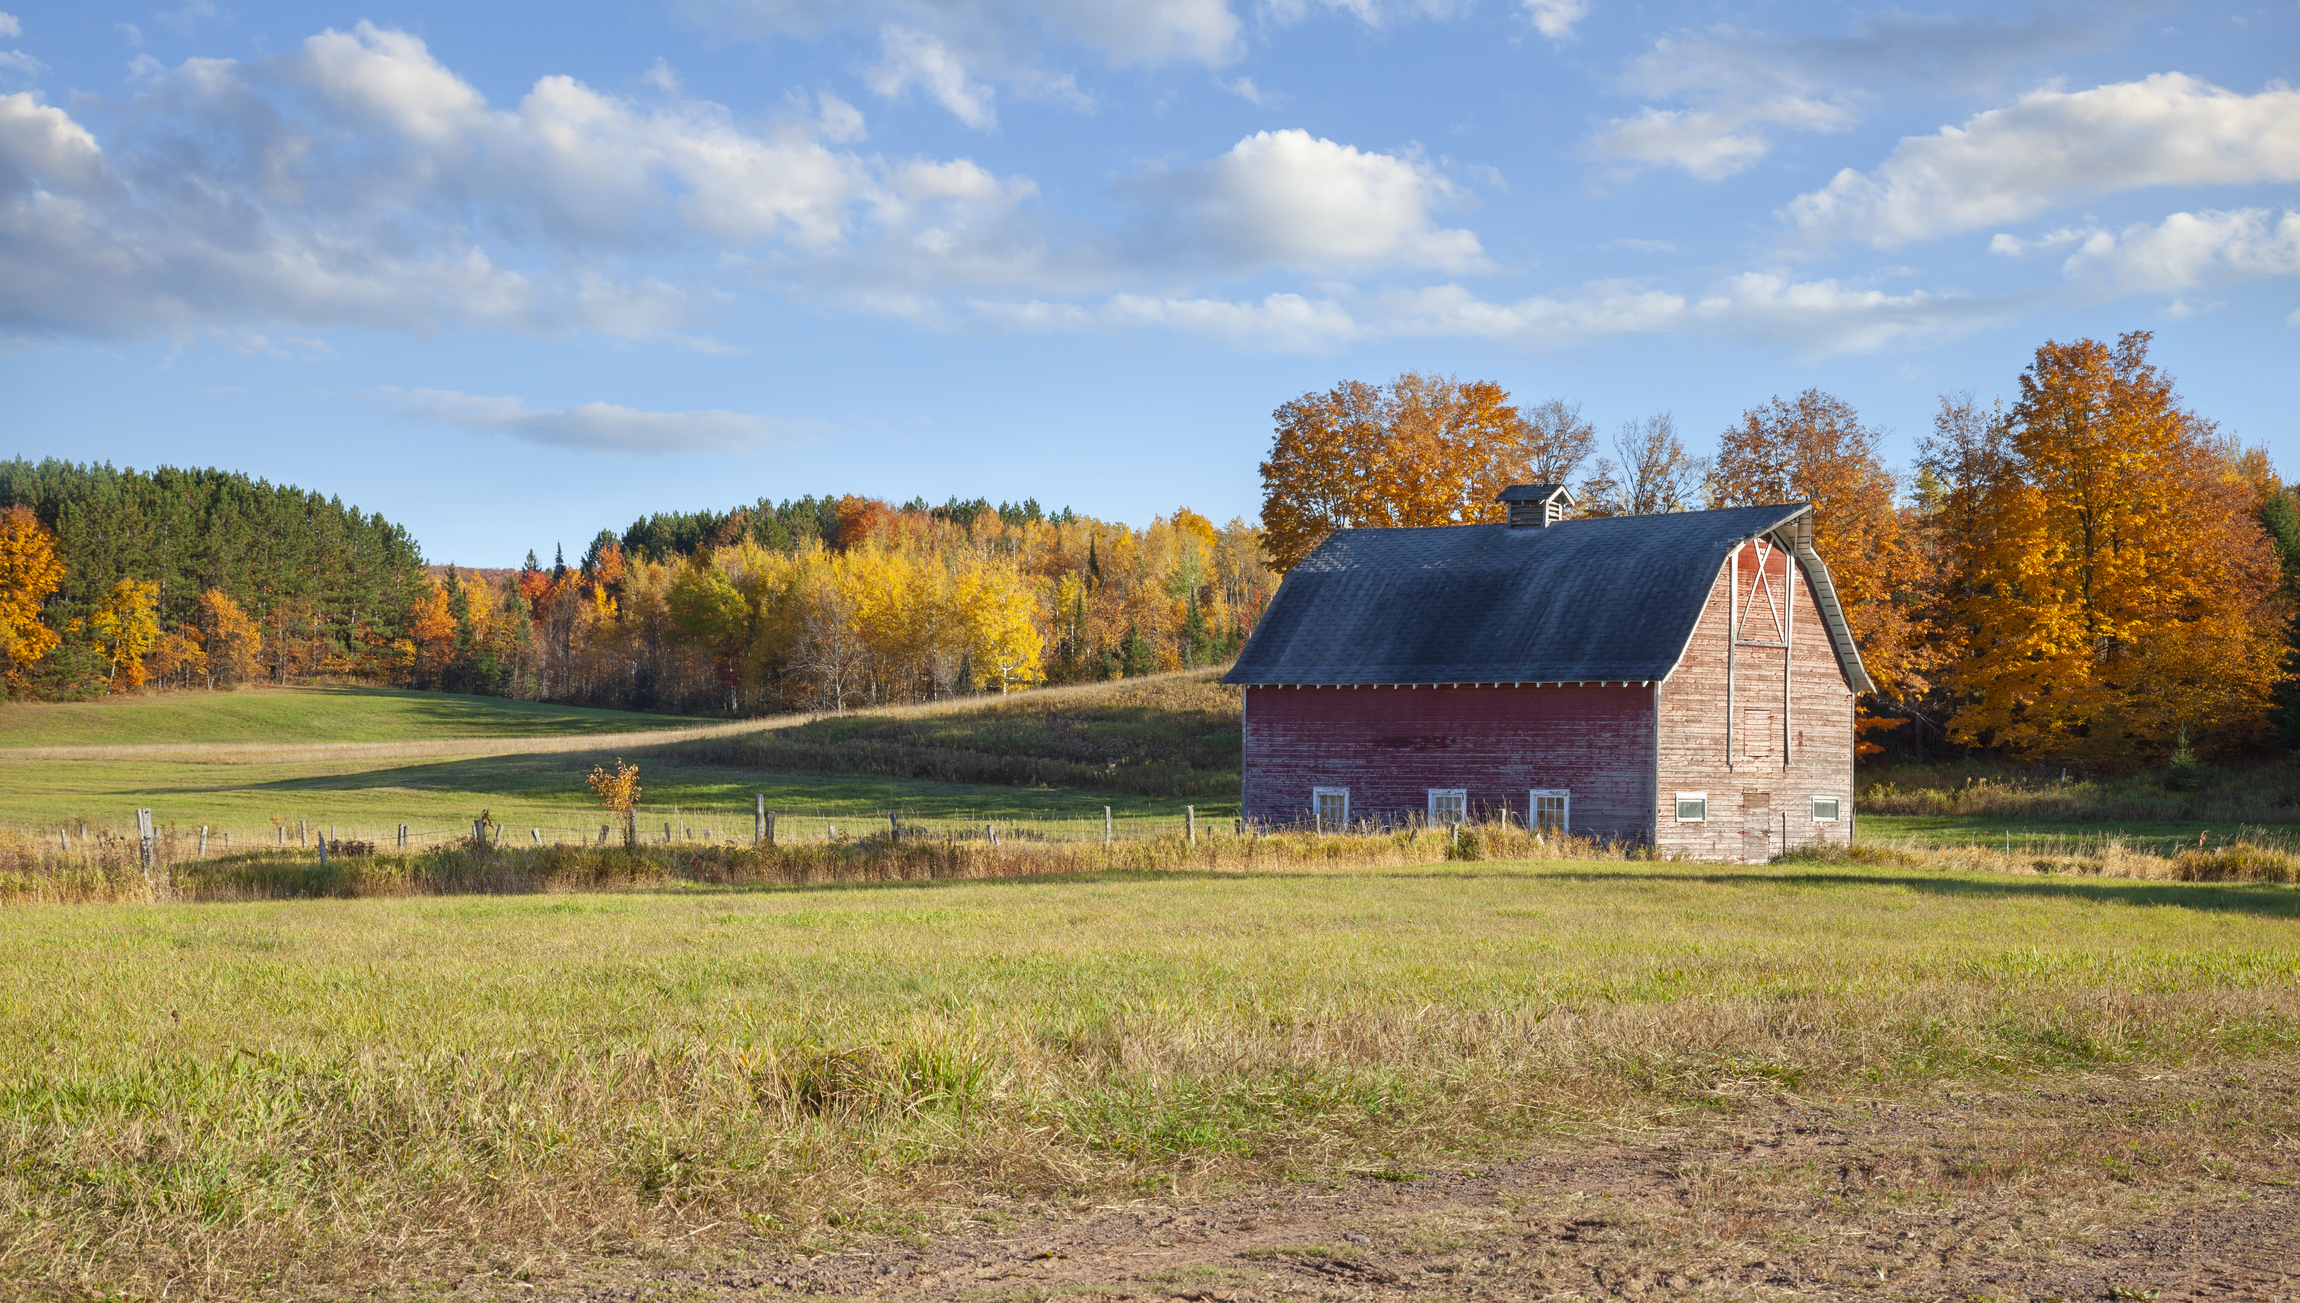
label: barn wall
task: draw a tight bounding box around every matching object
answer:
[1655,540,1858,862]
[1239,684,1656,838]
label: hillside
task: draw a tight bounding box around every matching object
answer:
[0,686,702,750]
[671,668,1243,798]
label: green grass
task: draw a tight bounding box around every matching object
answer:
[0,747,1219,847]
[666,669,1243,799]
[6,859,2298,1298]
[0,685,702,748]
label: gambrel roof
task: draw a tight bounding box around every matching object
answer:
[1223,503,1874,693]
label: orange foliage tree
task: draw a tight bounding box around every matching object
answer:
[1710,390,1934,754]
[1919,332,2287,765]
[0,506,64,693]
[1260,373,1529,572]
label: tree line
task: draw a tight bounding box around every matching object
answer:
[410,498,1269,715]
[0,465,1273,715]
[0,461,427,697]
[1260,333,2293,770]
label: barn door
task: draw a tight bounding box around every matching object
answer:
[1743,789,1772,859]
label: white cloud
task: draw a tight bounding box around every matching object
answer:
[1593,98,1854,181]
[0,28,1489,341]
[974,269,2014,355]
[0,15,20,39]
[1591,8,2144,180]
[1600,238,1675,252]
[1783,74,2300,246]
[379,388,804,453]
[867,26,998,127]
[1124,129,1484,274]
[1997,208,2300,294]
[1520,0,1585,40]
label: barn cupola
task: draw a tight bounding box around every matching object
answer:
[1498,483,1575,528]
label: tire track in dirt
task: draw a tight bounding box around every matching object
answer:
[459,1066,2300,1302]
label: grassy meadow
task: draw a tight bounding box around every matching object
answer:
[0,685,705,749]
[7,856,2300,1299]
[0,675,1238,849]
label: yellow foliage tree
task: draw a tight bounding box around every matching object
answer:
[89,578,161,692]
[0,506,64,692]
[962,563,1045,692]
[586,757,642,849]
[1921,332,2287,765]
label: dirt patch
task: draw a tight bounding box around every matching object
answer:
[438,1066,2300,1302]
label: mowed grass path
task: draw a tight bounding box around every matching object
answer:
[0,685,704,749]
[6,861,2298,1298]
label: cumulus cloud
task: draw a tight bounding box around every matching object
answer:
[379,388,804,453]
[1123,129,1484,274]
[1783,74,2300,246]
[1520,0,1585,40]
[1591,6,2144,180]
[1995,208,2300,294]
[0,13,21,39]
[0,26,1491,341]
[867,26,998,127]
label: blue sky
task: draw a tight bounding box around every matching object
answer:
[2,0,2295,565]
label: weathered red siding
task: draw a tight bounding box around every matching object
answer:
[1654,540,1857,861]
[1239,684,1655,838]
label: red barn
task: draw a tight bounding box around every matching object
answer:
[1223,487,1872,861]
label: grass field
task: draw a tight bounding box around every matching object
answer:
[0,685,703,749]
[4,858,2297,1299]
[0,678,1234,848]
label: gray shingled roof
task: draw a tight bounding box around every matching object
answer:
[1224,504,1874,692]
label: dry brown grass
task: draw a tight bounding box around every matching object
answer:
[1786,832,2300,883]
[0,818,1627,905]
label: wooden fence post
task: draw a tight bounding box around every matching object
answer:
[754,794,765,847]
[299,820,307,848]
[1186,806,1196,846]
[398,824,408,849]
[766,810,776,848]
[889,813,900,843]
[473,819,486,848]
[136,809,153,875]
[318,837,329,868]
[198,826,207,857]
[1104,806,1112,845]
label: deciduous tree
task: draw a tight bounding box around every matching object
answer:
[1260,373,1525,572]
[1921,332,2286,765]
[1712,389,1933,749]
[0,506,63,692]
[89,577,160,692]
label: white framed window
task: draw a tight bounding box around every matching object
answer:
[1812,796,1841,822]
[1530,789,1570,835]
[1427,789,1467,826]
[1675,792,1708,823]
[1314,787,1350,833]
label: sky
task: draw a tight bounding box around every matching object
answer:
[1,0,2295,565]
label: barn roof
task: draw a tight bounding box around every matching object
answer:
[1223,503,1874,693]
